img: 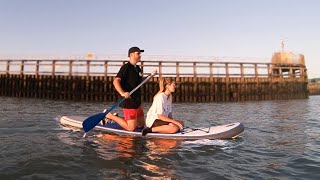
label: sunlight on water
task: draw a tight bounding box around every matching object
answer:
[183,139,230,146]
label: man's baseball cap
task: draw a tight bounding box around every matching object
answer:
[128,47,144,57]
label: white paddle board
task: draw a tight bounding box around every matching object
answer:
[59,115,244,140]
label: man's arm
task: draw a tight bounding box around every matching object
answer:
[113,77,130,98]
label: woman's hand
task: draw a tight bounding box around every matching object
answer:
[173,120,184,130]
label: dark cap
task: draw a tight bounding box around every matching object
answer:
[128,47,144,57]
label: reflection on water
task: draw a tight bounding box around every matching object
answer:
[93,133,181,179]
[95,134,140,159]
[89,133,245,179]
[145,138,180,157]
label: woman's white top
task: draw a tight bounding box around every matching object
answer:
[145,92,172,128]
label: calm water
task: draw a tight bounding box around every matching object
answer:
[0,96,319,179]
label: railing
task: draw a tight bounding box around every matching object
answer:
[0,59,307,80]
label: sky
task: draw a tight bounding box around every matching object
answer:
[1,0,320,78]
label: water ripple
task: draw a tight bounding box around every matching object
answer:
[1,96,320,179]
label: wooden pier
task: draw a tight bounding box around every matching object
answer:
[0,57,308,102]
[308,80,320,95]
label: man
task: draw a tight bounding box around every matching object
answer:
[104,47,145,131]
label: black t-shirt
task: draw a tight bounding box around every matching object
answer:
[116,62,142,109]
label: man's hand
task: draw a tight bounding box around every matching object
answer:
[121,92,130,99]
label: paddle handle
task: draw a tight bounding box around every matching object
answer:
[128,69,157,96]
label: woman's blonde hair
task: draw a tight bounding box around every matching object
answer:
[154,77,175,98]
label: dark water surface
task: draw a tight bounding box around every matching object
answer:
[0,96,319,179]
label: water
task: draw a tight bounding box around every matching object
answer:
[0,96,319,179]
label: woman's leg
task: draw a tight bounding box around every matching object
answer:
[151,123,179,134]
[142,119,180,136]
[151,120,180,134]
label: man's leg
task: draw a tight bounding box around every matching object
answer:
[136,105,145,128]
[105,113,134,131]
[105,106,143,131]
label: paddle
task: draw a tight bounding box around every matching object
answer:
[82,69,157,135]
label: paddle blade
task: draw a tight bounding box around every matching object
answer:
[82,113,106,132]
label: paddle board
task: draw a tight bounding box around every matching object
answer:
[59,116,244,140]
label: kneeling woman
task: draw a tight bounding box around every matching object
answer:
[142,78,184,136]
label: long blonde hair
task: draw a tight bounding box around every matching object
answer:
[154,77,175,99]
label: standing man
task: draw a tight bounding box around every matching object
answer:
[104,47,145,131]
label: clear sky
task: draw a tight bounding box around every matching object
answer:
[1,0,319,78]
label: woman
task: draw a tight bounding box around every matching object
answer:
[142,78,184,136]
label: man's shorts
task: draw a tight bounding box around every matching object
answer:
[122,105,144,121]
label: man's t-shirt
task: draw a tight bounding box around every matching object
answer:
[116,62,142,109]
